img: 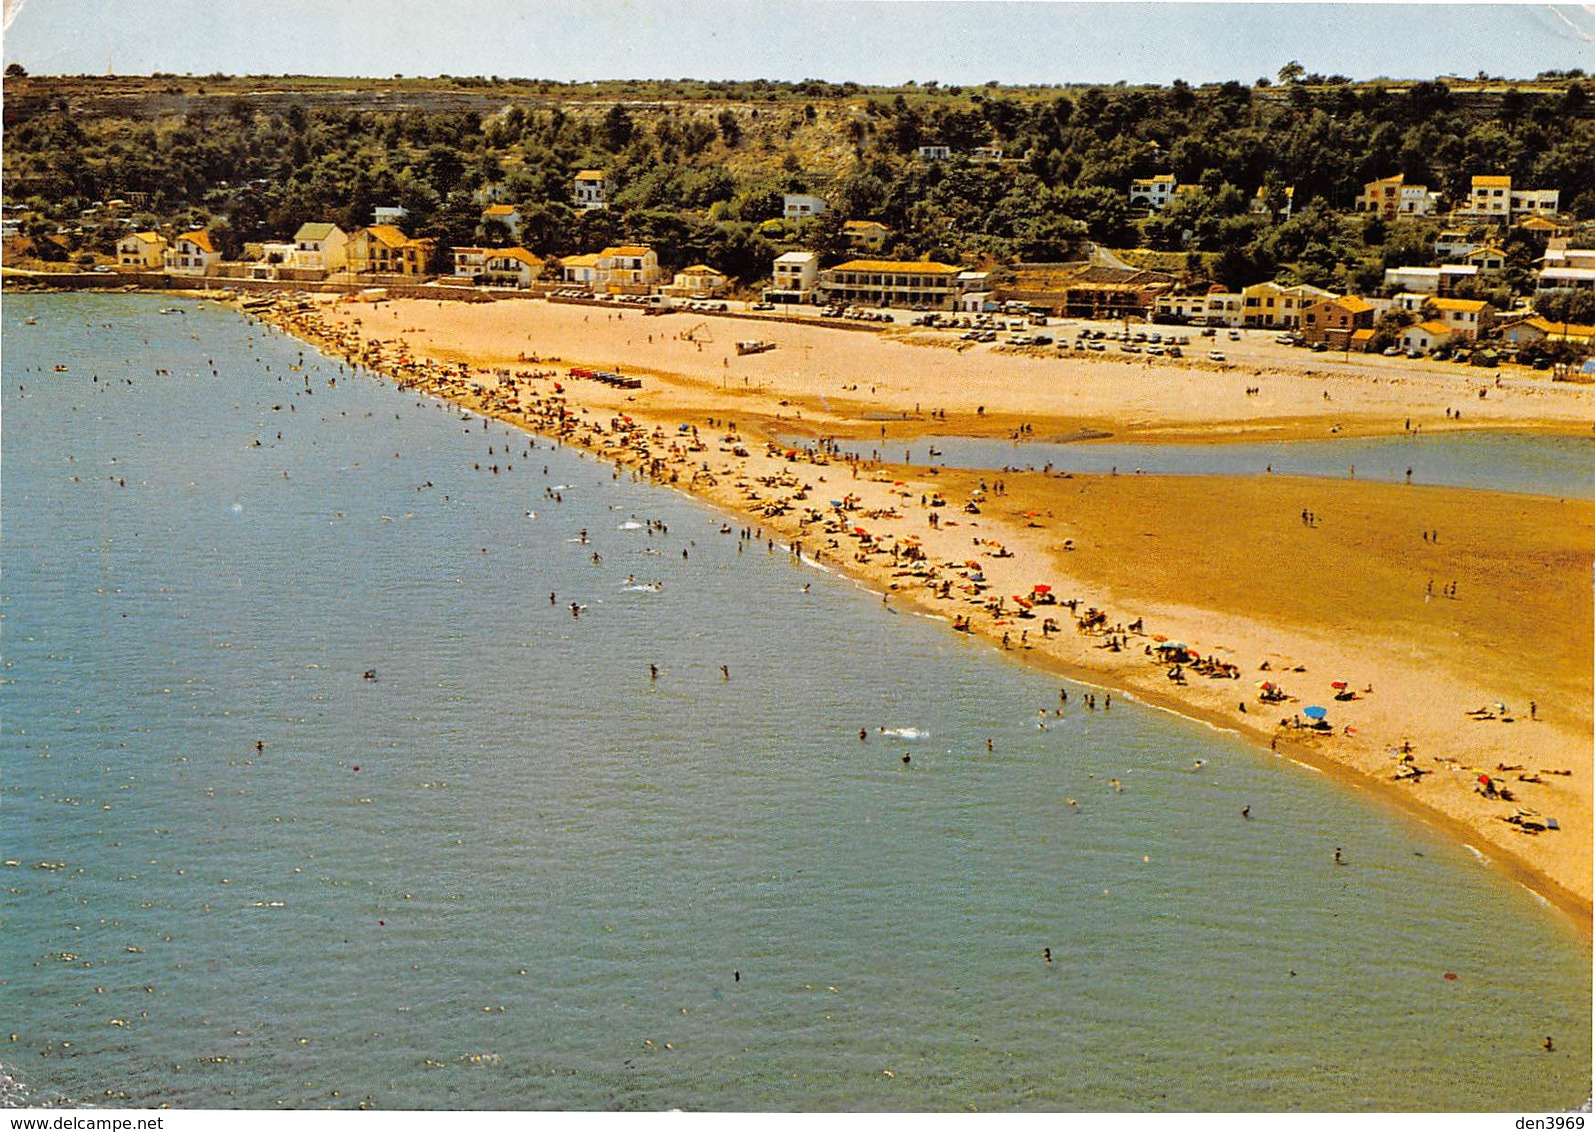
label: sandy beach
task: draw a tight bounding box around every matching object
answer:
[254,293,1594,928]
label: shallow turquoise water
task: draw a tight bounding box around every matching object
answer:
[2,293,1588,1111]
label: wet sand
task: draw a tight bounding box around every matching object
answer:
[252,293,1595,930]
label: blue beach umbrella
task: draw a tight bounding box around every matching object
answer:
[1302,705,1328,720]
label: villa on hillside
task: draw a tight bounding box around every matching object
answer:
[783,194,827,222]
[1458,175,1561,221]
[1128,174,1177,212]
[574,171,608,210]
[1358,174,1439,219]
[1249,185,1294,220]
[843,220,889,252]
[479,203,522,240]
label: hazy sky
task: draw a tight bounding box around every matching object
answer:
[4,1,1593,85]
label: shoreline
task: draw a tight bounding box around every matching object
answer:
[187,290,1595,935]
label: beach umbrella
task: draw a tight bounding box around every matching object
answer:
[1152,634,1168,643]
[1303,706,1328,720]
[1033,584,1051,594]
[1331,681,1348,690]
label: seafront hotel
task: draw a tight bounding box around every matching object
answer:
[818,258,963,309]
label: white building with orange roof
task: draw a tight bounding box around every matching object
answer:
[1425,297,1495,340]
[664,264,728,299]
[560,252,602,287]
[595,245,661,293]
[1461,174,1512,220]
[117,230,167,269]
[346,225,436,276]
[1400,319,1456,354]
[452,246,490,278]
[479,247,544,288]
[574,170,608,211]
[1463,244,1507,272]
[1358,174,1438,219]
[163,230,219,276]
[843,220,889,252]
[818,258,963,310]
[479,203,522,240]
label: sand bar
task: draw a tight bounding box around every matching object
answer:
[253,293,1595,930]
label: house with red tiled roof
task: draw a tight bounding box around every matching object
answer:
[117,231,167,269]
[479,203,522,241]
[479,247,544,288]
[163,230,220,276]
[347,225,436,276]
[595,245,661,293]
[1401,319,1456,354]
[1302,295,1376,346]
[1425,297,1495,340]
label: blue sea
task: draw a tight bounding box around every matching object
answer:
[2,293,1588,1111]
